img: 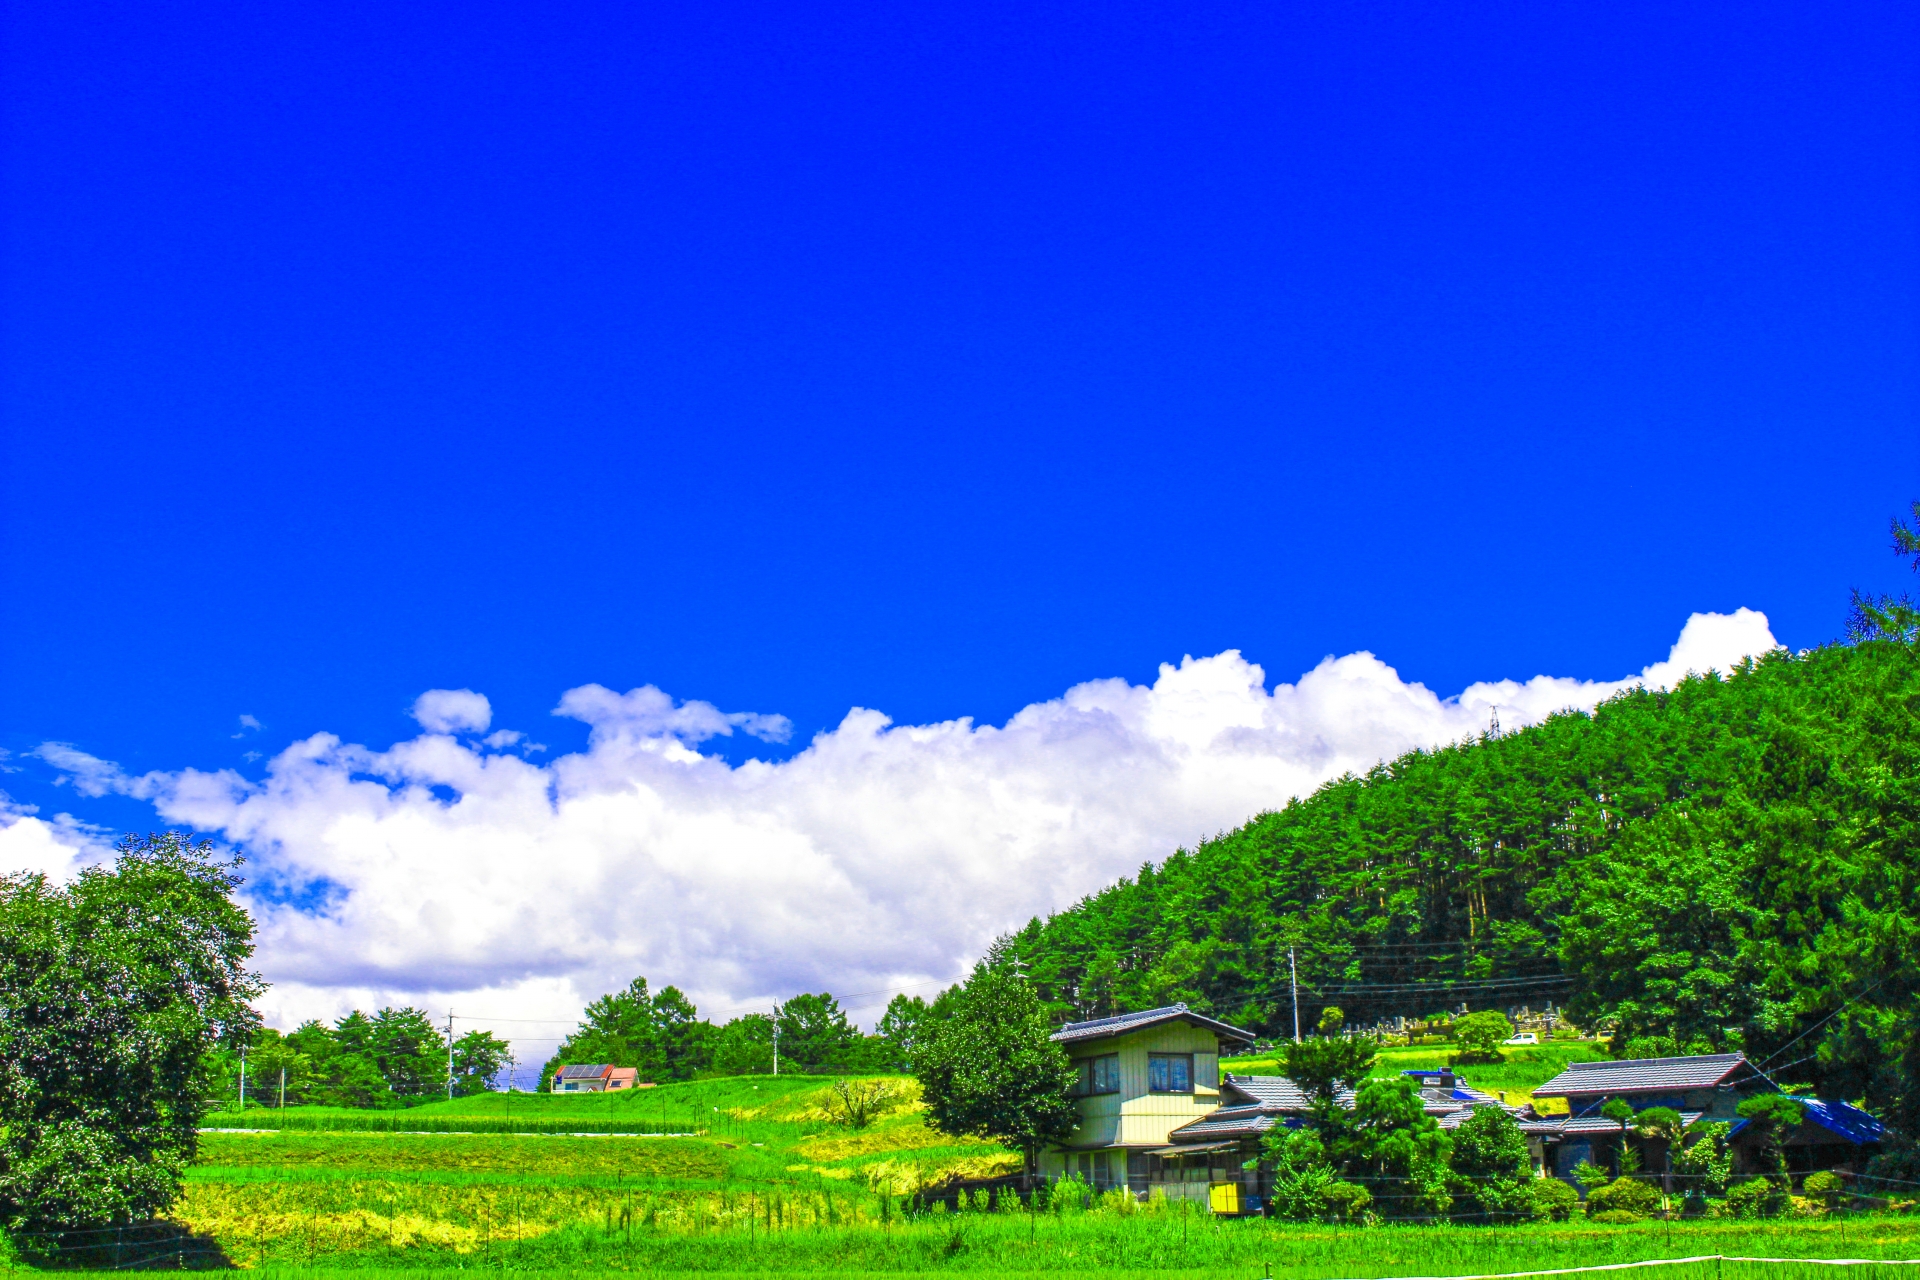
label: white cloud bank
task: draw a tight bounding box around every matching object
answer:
[2,609,1778,1046]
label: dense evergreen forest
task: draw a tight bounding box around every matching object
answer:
[1001,635,1920,1152]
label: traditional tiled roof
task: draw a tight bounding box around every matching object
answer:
[1220,1074,1345,1109]
[1531,1053,1771,1099]
[556,1063,612,1080]
[1051,1003,1257,1050]
[1534,1110,1707,1137]
[1167,1104,1283,1143]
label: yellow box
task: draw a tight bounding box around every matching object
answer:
[1208,1182,1240,1215]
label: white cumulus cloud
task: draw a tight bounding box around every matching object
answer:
[7,609,1779,1049]
[411,689,494,735]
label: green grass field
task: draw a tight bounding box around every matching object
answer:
[6,1065,1912,1275]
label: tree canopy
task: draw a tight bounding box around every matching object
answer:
[0,834,262,1242]
[914,960,1078,1175]
[997,630,1920,1164]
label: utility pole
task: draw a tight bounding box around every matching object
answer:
[239,1047,247,1111]
[1289,949,1300,1043]
[446,1011,456,1102]
[279,1066,286,1110]
[771,1006,780,1077]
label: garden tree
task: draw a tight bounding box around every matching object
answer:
[1448,1105,1533,1221]
[0,834,262,1242]
[775,992,859,1070]
[1261,1127,1339,1220]
[1736,1094,1807,1182]
[450,1029,512,1096]
[1631,1106,1686,1197]
[915,960,1078,1179]
[1342,1076,1453,1215]
[1451,1011,1514,1063]
[1284,1035,1377,1112]
[1672,1120,1734,1205]
[1316,1005,1344,1035]
[1600,1098,1637,1177]
[1257,1038,1374,1209]
[544,976,710,1088]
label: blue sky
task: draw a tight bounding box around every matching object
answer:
[2,1,1916,1027]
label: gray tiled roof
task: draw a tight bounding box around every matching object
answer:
[1051,1003,1257,1049]
[1222,1075,1315,1109]
[1168,1107,1282,1142]
[1531,1053,1768,1098]
[1536,1110,1707,1136]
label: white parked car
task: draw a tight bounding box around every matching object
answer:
[1503,1032,1540,1045]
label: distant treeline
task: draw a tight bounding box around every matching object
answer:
[997,635,1920,1151]
[536,980,960,1089]
[217,1008,512,1108]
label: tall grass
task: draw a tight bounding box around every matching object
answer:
[159,1184,1920,1275]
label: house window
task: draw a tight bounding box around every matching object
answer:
[1149,1053,1194,1093]
[1073,1054,1121,1096]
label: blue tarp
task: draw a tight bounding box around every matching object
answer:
[1799,1098,1885,1145]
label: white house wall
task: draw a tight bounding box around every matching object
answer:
[1058,1022,1224,1151]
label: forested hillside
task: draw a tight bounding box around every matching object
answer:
[1003,636,1920,1147]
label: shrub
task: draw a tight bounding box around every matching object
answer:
[1724,1177,1787,1219]
[1586,1176,1660,1220]
[1803,1170,1845,1211]
[1530,1178,1579,1222]
[1323,1181,1372,1222]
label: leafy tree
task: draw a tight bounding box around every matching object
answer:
[242,1028,314,1107]
[287,1018,392,1107]
[1316,1006,1344,1035]
[544,976,710,1087]
[370,1007,446,1099]
[1673,1119,1733,1203]
[0,834,262,1243]
[1452,1010,1514,1063]
[879,989,961,1069]
[1449,1105,1533,1221]
[1262,1127,1339,1220]
[915,961,1078,1178]
[451,1029,511,1096]
[775,992,859,1070]
[710,1014,775,1076]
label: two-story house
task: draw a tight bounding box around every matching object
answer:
[1037,1004,1256,1196]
